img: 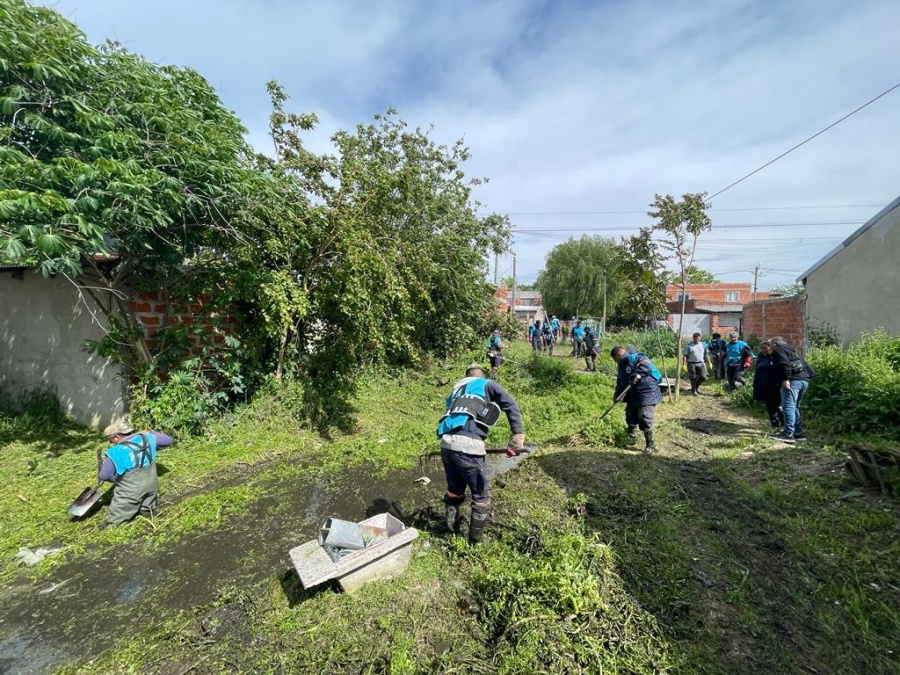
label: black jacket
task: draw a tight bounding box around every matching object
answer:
[771,344,813,382]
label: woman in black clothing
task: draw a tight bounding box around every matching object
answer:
[752,341,783,428]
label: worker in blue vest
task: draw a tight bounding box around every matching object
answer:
[99,423,173,525]
[549,315,561,343]
[584,326,600,371]
[723,331,754,390]
[486,330,503,379]
[571,319,585,357]
[611,346,663,454]
[541,321,554,355]
[708,332,727,379]
[530,319,544,351]
[437,364,524,544]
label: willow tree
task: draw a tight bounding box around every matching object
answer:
[536,236,621,322]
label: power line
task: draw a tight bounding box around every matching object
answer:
[506,204,881,216]
[511,220,864,233]
[709,79,900,199]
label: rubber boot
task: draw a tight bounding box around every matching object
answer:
[644,431,656,455]
[489,368,497,380]
[445,505,462,534]
[444,494,464,534]
[627,426,638,446]
[468,504,491,545]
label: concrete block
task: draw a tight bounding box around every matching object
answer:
[289,513,419,594]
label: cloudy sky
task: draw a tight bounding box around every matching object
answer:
[39,0,900,289]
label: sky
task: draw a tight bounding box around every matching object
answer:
[37,0,900,290]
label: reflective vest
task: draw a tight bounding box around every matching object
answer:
[488,335,502,351]
[106,433,157,476]
[436,377,500,437]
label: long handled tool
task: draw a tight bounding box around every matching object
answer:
[417,443,538,470]
[593,383,633,423]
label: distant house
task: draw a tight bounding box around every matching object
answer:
[665,299,743,337]
[665,282,771,305]
[799,195,900,345]
[492,287,546,324]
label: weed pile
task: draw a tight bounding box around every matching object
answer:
[472,529,672,672]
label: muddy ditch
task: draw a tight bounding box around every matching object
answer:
[0,449,532,675]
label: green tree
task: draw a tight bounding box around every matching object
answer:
[649,193,712,399]
[0,0,252,376]
[613,228,667,325]
[770,281,806,297]
[535,236,621,321]
[664,264,719,285]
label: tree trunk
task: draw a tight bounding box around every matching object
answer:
[673,280,687,400]
[275,325,289,381]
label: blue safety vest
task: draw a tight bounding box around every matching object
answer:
[106,433,157,476]
[437,377,496,437]
[725,340,750,366]
[488,335,502,350]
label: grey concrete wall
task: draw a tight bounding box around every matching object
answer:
[0,272,126,428]
[805,205,900,346]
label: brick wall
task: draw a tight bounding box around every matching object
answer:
[128,290,235,355]
[742,296,806,352]
[665,283,771,304]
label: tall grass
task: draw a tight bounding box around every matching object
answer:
[607,328,677,360]
[804,331,900,438]
[734,330,900,439]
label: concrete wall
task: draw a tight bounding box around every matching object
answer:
[743,297,806,352]
[0,272,126,428]
[804,204,900,346]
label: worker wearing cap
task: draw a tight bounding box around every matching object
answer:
[436,363,524,544]
[610,346,663,454]
[99,423,173,525]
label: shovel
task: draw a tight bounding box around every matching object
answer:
[67,482,104,518]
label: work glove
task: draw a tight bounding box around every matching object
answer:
[742,357,752,369]
[507,433,525,456]
[629,373,642,385]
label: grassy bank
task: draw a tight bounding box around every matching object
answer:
[0,342,617,582]
[5,342,899,673]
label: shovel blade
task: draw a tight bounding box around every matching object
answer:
[67,487,101,518]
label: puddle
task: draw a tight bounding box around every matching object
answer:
[0,452,528,674]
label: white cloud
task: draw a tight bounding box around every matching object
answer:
[38,0,900,288]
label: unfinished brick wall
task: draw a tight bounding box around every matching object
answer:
[128,290,235,355]
[742,297,806,352]
[665,283,772,304]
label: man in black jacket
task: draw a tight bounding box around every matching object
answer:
[769,336,813,443]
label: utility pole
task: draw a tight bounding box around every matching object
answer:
[752,263,760,303]
[601,271,607,336]
[510,253,517,317]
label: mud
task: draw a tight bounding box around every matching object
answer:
[0,452,529,674]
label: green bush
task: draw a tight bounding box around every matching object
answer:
[804,331,900,437]
[607,328,677,361]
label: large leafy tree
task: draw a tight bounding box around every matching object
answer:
[0,0,252,373]
[535,236,621,319]
[613,228,667,325]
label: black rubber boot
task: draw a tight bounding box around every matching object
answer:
[627,426,638,445]
[468,504,491,545]
[644,431,656,455]
[488,368,497,380]
[445,505,462,534]
[444,495,465,534]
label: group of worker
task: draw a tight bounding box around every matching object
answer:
[523,316,602,372]
[437,341,664,544]
[90,325,808,547]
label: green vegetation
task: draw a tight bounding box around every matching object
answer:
[2,344,898,673]
[734,330,900,441]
